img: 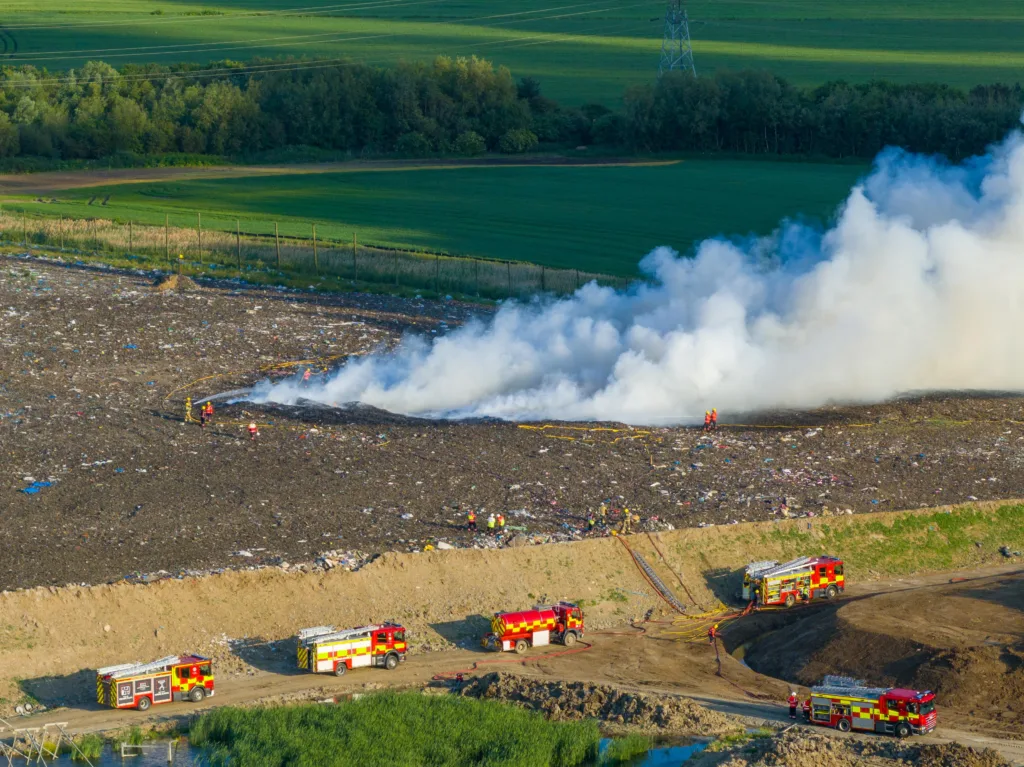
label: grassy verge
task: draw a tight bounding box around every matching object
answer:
[678,503,1024,584]
[191,693,601,767]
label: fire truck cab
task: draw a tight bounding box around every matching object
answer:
[754,555,844,608]
[803,676,936,737]
[297,622,407,676]
[483,602,584,653]
[96,655,214,711]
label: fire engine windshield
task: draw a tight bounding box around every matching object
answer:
[394,630,405,642]
[920,700,935,715]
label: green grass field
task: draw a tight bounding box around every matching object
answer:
[14,159,865,275]
[4,1,1024,104]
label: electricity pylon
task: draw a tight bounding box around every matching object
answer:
[659,0,696,77]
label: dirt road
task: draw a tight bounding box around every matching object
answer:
[18,629,1024,765]
[0,157,680,196]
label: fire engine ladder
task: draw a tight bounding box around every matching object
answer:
[812,675,889,699]
[99,655,182,679]
[762,556,817,579]
[299,625,384,646]
[744,560,778,577]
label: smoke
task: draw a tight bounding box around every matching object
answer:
[249,131,1024,424]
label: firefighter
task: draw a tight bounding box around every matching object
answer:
[788,691,799,719]
[599,502,608,528]
[587,512,596,532]
[497,513,505,533]
[199,402,208,429]
[184,396,196,423]
[710,408,718,431]
[467,508,477,532]
[248,422,259,440]
[703,411,711,431]
[302,368,312,385]
[708,623,718,644]
[487,514,496,534]
[620,508,632,535]
[204,401,214,423]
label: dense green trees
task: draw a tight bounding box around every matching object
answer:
[0,57,1021,163]
[624,70,1024,160]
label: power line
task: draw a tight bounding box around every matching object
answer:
[0,6,660,89]
[0,1,660,84]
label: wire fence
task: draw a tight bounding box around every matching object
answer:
[0,209,630,299]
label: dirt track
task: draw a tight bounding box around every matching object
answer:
[0,157,680,196]
[3,256,1024,593]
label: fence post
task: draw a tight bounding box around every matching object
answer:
[274,222,281,269]
[507,261,511,297]
[236,220,241,271]
[352,232,357,282]
[165,214,169,263]
[312,223,318,276]
[197,212,203,265]
[129,220,133,253]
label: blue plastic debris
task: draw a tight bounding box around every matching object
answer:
[123,344,138,349]
[21,481,52,495]
[114,468,125,474]
[146,381,156,386]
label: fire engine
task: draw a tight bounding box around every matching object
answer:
[297,623,407,676]
[803,676,937,737]
[96,655,214,711]
[752,555,844,607]
[483,602,584,653]
[741,560,779,600]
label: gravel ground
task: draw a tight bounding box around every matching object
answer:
[3,253,1024,592]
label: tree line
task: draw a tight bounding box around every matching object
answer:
[0,58,1021,163]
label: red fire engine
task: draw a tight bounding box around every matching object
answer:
[483,602,584,653]
[96,655,214,711]
[296,623,408,675]
[803,676,936,737]
[753,555,844,607]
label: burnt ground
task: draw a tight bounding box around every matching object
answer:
[3,253,1024,592]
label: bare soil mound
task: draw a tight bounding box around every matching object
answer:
[713,730,1011,767]
[459,671,734,734]
[153,273,197,291]
[743,572,1024,735]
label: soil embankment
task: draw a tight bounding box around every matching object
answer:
[742,570,1024,737]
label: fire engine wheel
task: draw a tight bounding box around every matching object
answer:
[825,585,839,599]
[514,639,529,655]
[384,653,399,671]
[562,631,577,648]
[136,696,151,712]
[334,662,347,677]
[836,718,851,733]
[189,687,205,703]
[784,594,796,608]
[895,722,911,739]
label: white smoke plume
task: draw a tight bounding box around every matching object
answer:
[249,131,1024,424]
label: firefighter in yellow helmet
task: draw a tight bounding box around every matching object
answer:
[708,623,719,644]
[620,508,632,535]
[184,396,196,423]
